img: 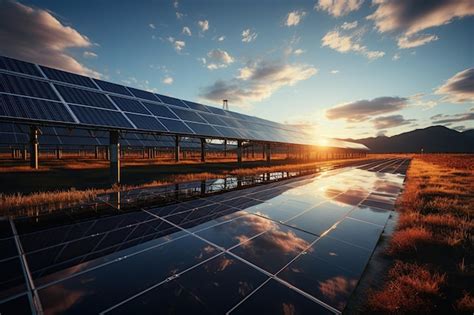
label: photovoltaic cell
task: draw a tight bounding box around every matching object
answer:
[206,106,228,116]
[182,100,211,112]
[170,107,207,123]
[126,114,167,131]
[40,66,97,89]
[128,87,160,102]
[110,96,149,114]
[0,94,75,122]
[185,122,222,137]
[214,127,242,139]
[141,102,178,119]
[0,56,42,77]
[199,112,228,126]
[158,118,194,134]
[93,79,132,96]
[55,85,116,110]
[156,93,188,108]
[0,73,59,101]
[69,105,133,128]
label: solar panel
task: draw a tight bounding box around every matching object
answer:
[157,118,194,134]
[214,127,243,139]
[0,73,59,101]
[94,79,133,96]
[128,87,160,102]
[182,100,211,112]
[170,107,207,123]
[198,112,229,126]
[141,102,179,119]
[155,93,188,108]
[206,106,228,116]
[55,85,116,110]
[0,94,75,123]
[126,114,167,131]
[185,122,222,137]
[110,96,149,114]
[69,105,133,128]
[0,56,42,77]
[40,66,97,89]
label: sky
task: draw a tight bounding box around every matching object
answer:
[0,0,473,139]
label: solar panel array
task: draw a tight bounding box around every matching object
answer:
[0,55,368,150]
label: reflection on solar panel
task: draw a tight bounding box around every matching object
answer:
[0,159,410,314]
[0,55,369,150]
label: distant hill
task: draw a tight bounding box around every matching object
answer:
[341,126,474,153]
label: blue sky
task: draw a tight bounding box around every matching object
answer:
[1,0,473,138]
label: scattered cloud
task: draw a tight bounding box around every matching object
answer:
[173,0,179,9]
[315,0,364,17]
[293,49,305,55]
[397,33,438,49]
[176,12,184,19]
[203,49,235,70]
[217,35,226,41]
[168,37,185,53]
[326,96,408,122]
[198,20,209,32]
[435,68,474,103]
[83,51,97,58]
[0,0,100,77]
[368,0,474,48]
[341,21,358,30]
[149,23,156,29]
[242,28,258,43]
[285,10,306,27]
[200,60,317,105]
[321,29,385,60]
[182,26,192,36]
[330,70,340,74]
[392,53,400,60]
[432,112,474,124]
[162,76,174,85]
[371,114,416,129]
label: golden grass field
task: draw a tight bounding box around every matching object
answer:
[366,154,474,314]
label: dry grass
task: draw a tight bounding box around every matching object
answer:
[366,154,474,314]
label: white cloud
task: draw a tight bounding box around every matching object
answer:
[162,76,174,85]
[316,0,364,17]
[173,0,179,9]
[217,35,226,41]
[176,12,184,19]
[198,20,209,32]
[242,29,258,43]
[392,53,400,60]
[397,34,439,49]
[182,26,192,36]
[168,37,185,53]
[341,21,358,30]
[149,23,156,29]
[204,49,235,70]
[0,1,100,78]
[293,49,305,55]
[201,60,317,105]
[435,68,474,103]
[326,97,408,122]
[83,51,97,58]
[321,29,385,60]
[286,10,306,27]
[330,70,340,74]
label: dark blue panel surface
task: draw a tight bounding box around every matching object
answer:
[170,108,207,123]
[0,73,59,101]
[128,87,160,102]
[94,79,132,96]
[158,118,194,134]
[142,102,178,119]
[126,114,167,131]
[155,93,188,108]
[0,56,42,77]
[69,105,133,128]
[40,66,97,89]
[55,85,115,110]
[110,96,149,114]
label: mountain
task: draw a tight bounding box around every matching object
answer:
[341,126,474,153]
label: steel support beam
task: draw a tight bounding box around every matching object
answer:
[56,147,62,159]
[109,131,120,185]
[223,140,227,157]
[174,135,180,162]
[266,143,271,164]
[29,126,39,169]
[200,138,206,162]
[237,140,242,164]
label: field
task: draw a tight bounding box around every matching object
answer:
[365,154,474,314]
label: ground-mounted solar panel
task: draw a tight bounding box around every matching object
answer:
[110,96,149,114]
[155,93,188,108]
[158,118,194,134]
[126,113,168,131]
[198,112,229,126]
[181,100,211,113]
[127,87,160,102]
[206,106,228,116]
[0,94,75,123]
[186,122,222,137]
[0,56,43,77]
[93,79,133,96]
[219,116,244,129]
[69,105,133,128]
[55,85,116,110]
[170,107,207,123]
[0,73,59,101]
[214,127,243,139]
[141,102,178,119]
[40,66,97,89]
